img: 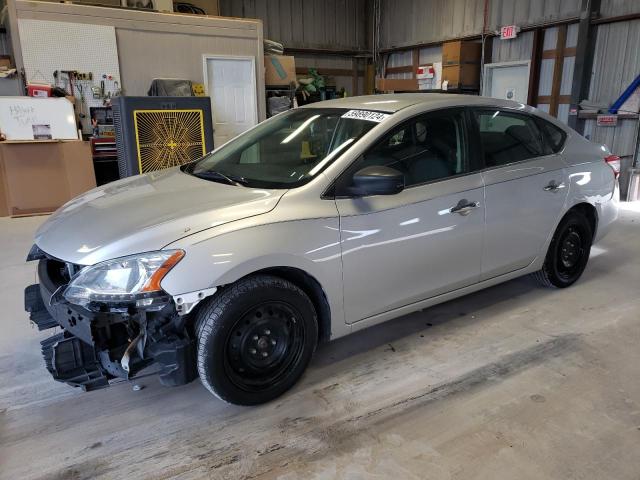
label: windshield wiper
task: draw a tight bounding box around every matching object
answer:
[191,170,248,187]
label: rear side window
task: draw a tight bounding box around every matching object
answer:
[473,110,545,167]
[538,119,567,153]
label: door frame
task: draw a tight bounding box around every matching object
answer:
[202,54,259,143]
[482,60,531,103]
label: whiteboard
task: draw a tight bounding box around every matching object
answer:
[0,97,78,140]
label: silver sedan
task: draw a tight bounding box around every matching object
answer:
[25,94,618,405]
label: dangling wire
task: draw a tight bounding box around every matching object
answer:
[372,0,382,79]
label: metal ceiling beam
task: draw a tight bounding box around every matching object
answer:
[567,0,601,133]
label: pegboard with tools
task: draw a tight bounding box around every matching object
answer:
[17,18,122,133]
[50,70,122,132]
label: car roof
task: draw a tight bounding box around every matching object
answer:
[300,93,529,113]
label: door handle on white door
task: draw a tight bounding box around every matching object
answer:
[543,181,566,192]
[449,200,480,216]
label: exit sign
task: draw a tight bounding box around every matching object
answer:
[501,25,518,39]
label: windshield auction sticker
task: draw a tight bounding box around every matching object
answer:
[341,110,390,122]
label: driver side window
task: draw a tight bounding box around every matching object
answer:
[357,109,468,188]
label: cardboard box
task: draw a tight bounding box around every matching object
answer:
[0,140,96,217]
[265,55,296,86]
[442,41,482,65]
[442,64,480,89]
[27,84,52,98]
[375,78,419,92]
[416,62,443,90]
[0,56,12,69]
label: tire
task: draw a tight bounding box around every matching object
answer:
[533,210,593,288]
[195,274,318,405]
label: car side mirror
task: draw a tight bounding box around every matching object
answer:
[351,166,405,196]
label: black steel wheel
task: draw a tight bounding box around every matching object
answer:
[224,301,306,392]
[195,275,318,405]
[533,210,593,288]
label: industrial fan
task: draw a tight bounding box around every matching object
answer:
[112,96,214,178]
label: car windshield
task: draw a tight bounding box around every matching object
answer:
[182,108,381,188]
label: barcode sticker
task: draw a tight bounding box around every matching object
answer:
[341,110,390,122]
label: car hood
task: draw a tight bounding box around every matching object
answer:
[34,168,285,265]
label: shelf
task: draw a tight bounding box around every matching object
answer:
[578,112,638,119]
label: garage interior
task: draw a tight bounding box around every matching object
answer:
[1,0,640,478]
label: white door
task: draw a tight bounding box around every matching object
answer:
[204,56,258,147]
[483,62,530,104]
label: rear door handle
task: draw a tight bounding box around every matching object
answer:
[544,181,566,192]
[450,199,480,216]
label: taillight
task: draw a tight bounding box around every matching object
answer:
[605,154,621,179]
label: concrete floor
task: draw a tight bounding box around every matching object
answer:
[1,205,639,480]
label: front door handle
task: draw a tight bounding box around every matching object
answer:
[450,199,480,216]
[544,181,566,192]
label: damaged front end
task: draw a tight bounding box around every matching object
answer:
[24,245,205,392]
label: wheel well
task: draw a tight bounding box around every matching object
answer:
[249,267,332,344]
[568,202,598,238]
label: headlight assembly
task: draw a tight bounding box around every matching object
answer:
[63,250,184,309]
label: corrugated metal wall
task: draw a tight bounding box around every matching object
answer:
[386,50,412,79]
[378,0,583,49]
[487,0,581,30]
[530,24,579,123]
[584,117,638,157]
[584,18,640,159]
[600,0,640,18]
[379,0,484,49]
[491,30,534,62]
[218,0,368,51]
[589,19,640,108]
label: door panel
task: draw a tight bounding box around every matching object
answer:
[204,57,257,146]
[481,155,567,279]
[337,173,485,324]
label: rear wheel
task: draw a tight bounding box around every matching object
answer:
[533,211,593,288]
[195,275,318,405]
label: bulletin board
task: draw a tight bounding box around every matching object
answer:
[17,19,121,130]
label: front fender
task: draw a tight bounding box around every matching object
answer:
[160,217,348,338]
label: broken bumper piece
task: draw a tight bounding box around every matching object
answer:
[41,332,109,392]
[25,257,198,392]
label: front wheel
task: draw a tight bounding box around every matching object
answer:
[533,210,593,288]
[195,275,318,405]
